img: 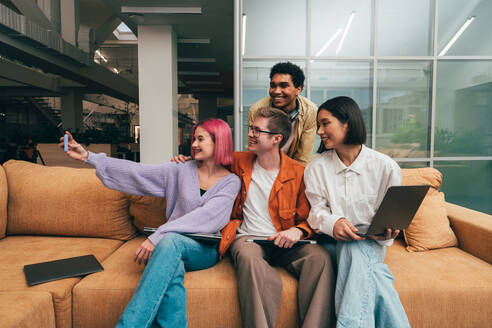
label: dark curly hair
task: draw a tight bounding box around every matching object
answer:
[270,62,305,89]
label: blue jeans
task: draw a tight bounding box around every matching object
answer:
[116,233,219,328]
[320,236,410,328]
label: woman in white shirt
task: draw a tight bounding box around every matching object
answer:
[304,96,410,328]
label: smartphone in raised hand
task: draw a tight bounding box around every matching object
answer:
[63,134,69,152]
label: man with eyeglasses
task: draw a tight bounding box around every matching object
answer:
[248,62,318,165]
[221,107,334,328]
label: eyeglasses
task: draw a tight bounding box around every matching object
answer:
[248,125,280,138]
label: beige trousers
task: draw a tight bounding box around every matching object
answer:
[230,235,335,328]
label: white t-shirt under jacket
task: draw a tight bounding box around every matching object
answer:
[237,161,279,237]
[304,145,401,246]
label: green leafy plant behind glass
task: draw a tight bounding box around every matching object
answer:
[391,119,485,155]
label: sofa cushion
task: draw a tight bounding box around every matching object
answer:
[0,291,55,328]
[128,195,167,232]
[401,168,457,251]
[3,160,137,240]
[386,240,492,328]
[73,236,299,328]
[0,164,7,239]
[0,235,123,328]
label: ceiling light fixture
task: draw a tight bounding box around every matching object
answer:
[178,58,216,63]
[186,81,222,85]
[316,28,343,56]
[439,16,475,56]
[121,6,202,14]
[242,14,247,56]
[178,38,210,44]
[95,50,108,62]
[336,11,356,55]
[179,71,220,76]
[113,68,120,74]
[192,88,225,92]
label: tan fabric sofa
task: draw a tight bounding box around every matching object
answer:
[0,160,491,328]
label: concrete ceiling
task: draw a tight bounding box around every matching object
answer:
[0,0,233,103]
[85,0,234,97]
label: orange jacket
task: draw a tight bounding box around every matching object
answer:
[218,151,312,258]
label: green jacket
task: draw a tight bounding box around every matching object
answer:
[248,95,317,166]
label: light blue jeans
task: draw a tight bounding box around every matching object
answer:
[116,233,219,328]
[320,236,410,328]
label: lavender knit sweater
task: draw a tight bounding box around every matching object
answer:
[86,152,241,245]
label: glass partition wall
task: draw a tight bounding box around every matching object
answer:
[236,0,492,214]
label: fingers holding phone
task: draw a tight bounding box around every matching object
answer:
[59,131,89,162]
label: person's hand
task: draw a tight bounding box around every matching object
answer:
[134,239,155,265]
[170,154,192,163]
[268,227,303,248]
[58,131,88,162]
[369,228,399,241]
[333,218,366,242]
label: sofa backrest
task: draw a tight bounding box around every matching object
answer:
[0,164,7,239]
[401,167,442,189]
[3,160,137,240]
[128,195,167,232]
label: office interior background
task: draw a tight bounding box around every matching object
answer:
[0,0,490,214]
[240,0,492,214]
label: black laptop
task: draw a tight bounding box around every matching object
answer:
[24,254,104,286]
[355,185,430,237]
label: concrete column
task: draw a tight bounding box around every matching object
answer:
[60,0,79,46]
[138,25,178,164]
[37,0,61,32]
[61,89,83,132]
[198,96,218,121]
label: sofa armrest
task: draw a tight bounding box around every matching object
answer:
[446,202,492,265]
[0,165,7,239]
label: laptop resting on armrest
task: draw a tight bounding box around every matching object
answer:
[354,185,430,237]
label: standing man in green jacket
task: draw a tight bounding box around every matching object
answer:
[248,62,317,166]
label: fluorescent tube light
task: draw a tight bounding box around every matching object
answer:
[179,72,220,76]
[95,50,107,62]
[186,81,222,85]
[439,16,475,56]
[192,88,224,92]
[316,28,343,56]
[242,14,247,56]
[336,11,356,55]
[178,38,210,44]
[121,6,202,14]
[178,58,216,63]
[113,68,120,74]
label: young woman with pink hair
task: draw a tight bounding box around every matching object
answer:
[61,118,240,328]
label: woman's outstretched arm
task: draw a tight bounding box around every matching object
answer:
[60,131,175,197]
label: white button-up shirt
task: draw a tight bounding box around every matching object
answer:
[304,145,401,246]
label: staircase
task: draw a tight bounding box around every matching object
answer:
[24,97,62,131]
